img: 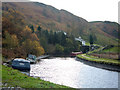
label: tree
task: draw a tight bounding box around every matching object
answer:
[3,31,19,49]
[2,31,11,48]
[39,37,48,52]
[53,32,58,45]
[64,38,74,54]
[22,39,33,55]
[32,41,45,56]
[65,38,73,48]
[55,44,64,55]
[93,34,97,43]
[37,25,42,36]
[61,32,66,46]
[22,39,45,56]
[89,34,93,45]
[11,34,19,48]
[30,33,39,41]
[37,25,41,31]
[48,30,54,44]
[29,25,34,33]
[21,26,39,41]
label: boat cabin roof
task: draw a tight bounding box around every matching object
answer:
[13,58,30,63]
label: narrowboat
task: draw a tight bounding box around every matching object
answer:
[70,52,82,57]
[26,54,37,64]
[12,58,30,71]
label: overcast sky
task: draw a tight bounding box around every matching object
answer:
[29,0,119,22]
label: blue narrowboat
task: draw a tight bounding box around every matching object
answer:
[12,58,30,71]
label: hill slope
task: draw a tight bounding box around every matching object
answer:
[2,2,119,45]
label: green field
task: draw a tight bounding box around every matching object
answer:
[2,65,71,88]
[102,46,120,53]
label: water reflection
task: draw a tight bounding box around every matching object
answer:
[30,57,118,88]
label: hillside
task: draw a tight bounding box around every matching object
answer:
[90,21,119,38]
[2,2,119,46]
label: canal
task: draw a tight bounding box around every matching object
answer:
[30,57,118,88]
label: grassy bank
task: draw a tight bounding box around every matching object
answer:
[2,65,71,88]
[89,46,119,59]
[77,54,120,66]
[101,46,120,53]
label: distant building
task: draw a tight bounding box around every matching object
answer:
[56,31,67,35]
[75,36,86,45]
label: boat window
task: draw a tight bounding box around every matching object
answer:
[19,63,25,66]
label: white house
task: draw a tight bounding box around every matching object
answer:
[75,36,86,45]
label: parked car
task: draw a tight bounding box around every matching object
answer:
[12,58,30,71]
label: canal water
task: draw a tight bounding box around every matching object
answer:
[30,57,118,88]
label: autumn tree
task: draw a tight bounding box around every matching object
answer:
[11,34,19,48]
[3,31,19,49]
[22,39,45,56]
[31,33,39,41]
[32,41,45,56]
[2,31,11,48]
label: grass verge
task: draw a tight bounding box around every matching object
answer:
[2,65,71,88]
[77,54,120,66]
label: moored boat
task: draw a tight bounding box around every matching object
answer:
[70,52,82,57]
[12,58,30,71]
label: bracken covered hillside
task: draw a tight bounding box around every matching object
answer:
[2,2,119,46]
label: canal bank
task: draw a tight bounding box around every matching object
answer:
[76,54,120,72]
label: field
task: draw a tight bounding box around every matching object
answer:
[101,46,120,53]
